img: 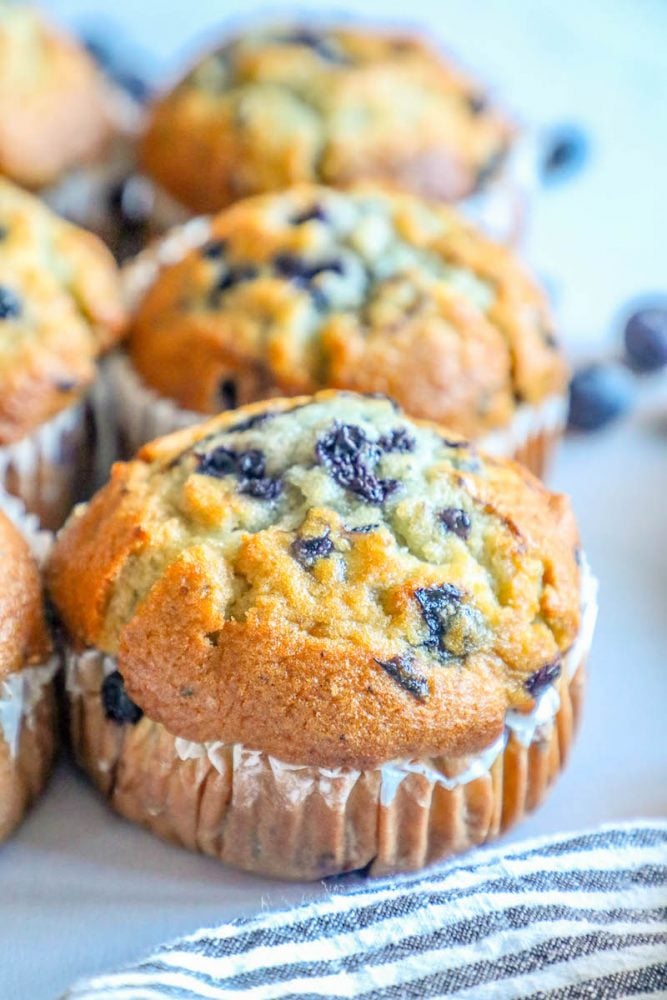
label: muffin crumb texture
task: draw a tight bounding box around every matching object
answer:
[49,393,581,769]
[0,5,110,188]
[0,179,126,443]
[129,186,566,437]
[139,26,513,212]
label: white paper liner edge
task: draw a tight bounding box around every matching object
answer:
[65,557,596,806]
[0,656,59,759]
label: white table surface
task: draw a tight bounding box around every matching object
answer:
[3,2,667,998]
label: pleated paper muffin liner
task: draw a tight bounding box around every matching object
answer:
[0,493,58,842]
[0,400,89,532]
[64,561,596,880]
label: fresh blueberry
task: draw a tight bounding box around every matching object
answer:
[567,363,634,431]
[374,654,429,700]
[623,307,667,373]
[542,125,589,182]
[291,533,334,569]
[101,671,143,725]
[0,286,21,320]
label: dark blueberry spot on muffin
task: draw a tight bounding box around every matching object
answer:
[476,149,505,189]
[439,507,472,540]
[198,446,238,478]
[415,584,462,654]
[525,660,562,697]
[228,411,275,433]
[467,92,488,115]
[316,423,398,505]
[218,378,238,410]
[102,671,143,725]
[347,523,379,533]
[377,428,415,454]
[291,532,334,569]
[197,445,282,499]
[574,547,582,567]
[214,265,259,295]
[291,204,328,225]
[441,437,468,449]
[415,585,487,660]
[55,378,78,393]
[543,327,559,349]
[374,654,429,701]
[202,238,227,259]
[0,286,21,320]
[275,253,345,287]
[281,30,349,64]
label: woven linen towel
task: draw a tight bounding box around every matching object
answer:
[64,821,667,1000]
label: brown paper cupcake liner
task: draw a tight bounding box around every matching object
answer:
[65,640,590,880]
[0,401,89,531]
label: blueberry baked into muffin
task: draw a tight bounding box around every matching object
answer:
[0,3,111,190]
[0,507,56,842]
[49,392,596,878]
[139,25,513,217]
[115,185,567,475]
[0,178,126,528]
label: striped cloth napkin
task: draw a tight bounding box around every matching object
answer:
[65,821,667,1000]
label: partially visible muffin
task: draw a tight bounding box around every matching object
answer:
[119,185,566,473]
[0,178,126,526]
[0,508,55,842]
[139,25,513,215]
[49,392,593,878]
[0,4,111,190]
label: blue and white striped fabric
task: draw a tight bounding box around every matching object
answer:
[64,822,667,999]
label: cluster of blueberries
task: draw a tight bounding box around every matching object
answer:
[568,307,667,431]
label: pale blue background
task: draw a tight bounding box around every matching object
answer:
[1,4,666,998]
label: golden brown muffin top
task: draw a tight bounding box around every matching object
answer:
[128,185,566,437]
[139,25,513,213]
[0,509,50,678]
[48,393,581,769]
[0,179,126,444]
[0,4,111,188]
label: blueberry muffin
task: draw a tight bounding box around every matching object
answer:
[48,392,595,878]
[0,4,112,190]
[116,186,567,475]
[0,178,126,528]
[0,507,56,842]
[139,25,513,217]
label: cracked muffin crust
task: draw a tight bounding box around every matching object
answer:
[127,185,567,440]
[0,4,111,189]
[139,26,513,214]
[48,392,581,771]
[0,179,126,445]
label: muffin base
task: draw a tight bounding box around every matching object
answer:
[0,662,58,842]
[0,402,88,531]
[66,647,585,880]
